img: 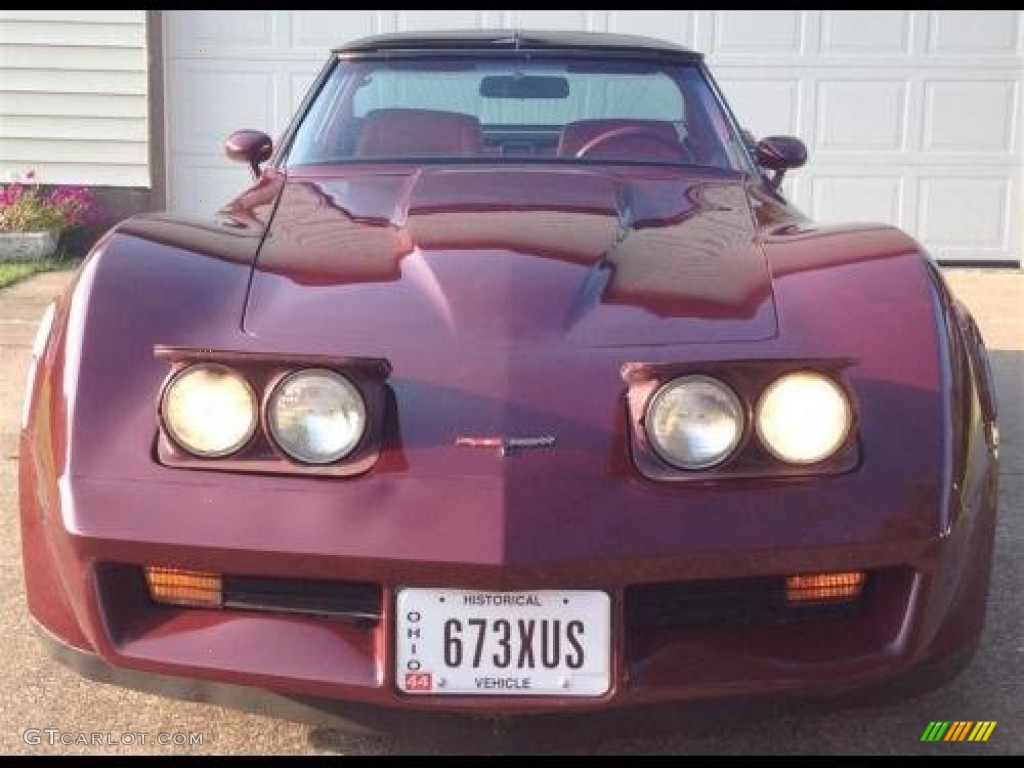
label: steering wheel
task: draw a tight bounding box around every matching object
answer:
[574,126,695,163]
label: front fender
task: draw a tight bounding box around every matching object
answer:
[18,210,273,649]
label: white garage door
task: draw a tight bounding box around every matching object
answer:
[164,10,1023,264]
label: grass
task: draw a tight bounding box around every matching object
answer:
[0,253,75,289]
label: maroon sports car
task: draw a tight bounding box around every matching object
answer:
[20,30,1000,727]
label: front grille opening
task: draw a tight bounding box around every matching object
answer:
[136,564,381,625]
[627,571,872,632]
[223,575,381,624]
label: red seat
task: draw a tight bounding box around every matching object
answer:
[557,119,680,157]
[355,108,484,158]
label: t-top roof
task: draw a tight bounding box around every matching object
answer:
[335,29,702,61]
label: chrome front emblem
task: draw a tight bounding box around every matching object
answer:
[456,435,556,458]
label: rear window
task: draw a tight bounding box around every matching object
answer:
[286,56,749,171]
[352,66,683,123]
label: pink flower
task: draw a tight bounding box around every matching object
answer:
[18,169,36,183]
[0,174,98,232]
[48,185,97,225]
[0,183,23,207]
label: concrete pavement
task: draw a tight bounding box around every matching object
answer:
[0,266,1020,755]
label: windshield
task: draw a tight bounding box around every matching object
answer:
[286,56,751,171]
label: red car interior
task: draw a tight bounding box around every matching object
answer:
[557,118,679,155]
[355,108,486,157]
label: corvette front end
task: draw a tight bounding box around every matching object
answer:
[20,30,999,728]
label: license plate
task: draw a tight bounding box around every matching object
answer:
[395,589,611,696]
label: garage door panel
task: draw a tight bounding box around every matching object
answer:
[166,11,275,56]
[716,78,801,137]
[508,11,599,31]
[815,80,908,152]
[919,177,1012,252]
[395,11,485,32]
[606,11,694,47]
[926,11,1020,56]
[709,11,807,56]
[168,66,274,152]
[809,175,905,227]
[291,12,385,50]
[923,80,1018,154]
[169,165,251,219]
[819,11,913,57]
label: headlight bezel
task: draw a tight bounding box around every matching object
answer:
[159,362,259,459]
[624,360,859,482]
[644,374,748,471]
[264,367,368,465]
[154,347,391,478]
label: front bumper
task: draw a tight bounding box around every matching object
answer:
[32,614,980,737]
[23,489,996,719]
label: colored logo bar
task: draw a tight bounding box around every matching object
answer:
[921,721,997,742]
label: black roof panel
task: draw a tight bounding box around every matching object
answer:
[335,29,702,61]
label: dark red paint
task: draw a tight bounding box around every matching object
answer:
[19,32,999,726]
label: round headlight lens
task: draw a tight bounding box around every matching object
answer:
[267,369,366,464]
[646,376,745,470]
[756,372,852,464]
[161,364,257,458]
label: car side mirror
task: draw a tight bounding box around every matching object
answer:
[754,135,807,192]
[225,130,273,179]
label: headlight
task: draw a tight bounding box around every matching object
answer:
[756,372,852,464]
[267,369,366,464]
[161,364,257,458]
[645,375,745,470]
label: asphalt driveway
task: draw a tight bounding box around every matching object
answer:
[0,267,1020,755]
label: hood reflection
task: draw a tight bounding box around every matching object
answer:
[247,166,777,348]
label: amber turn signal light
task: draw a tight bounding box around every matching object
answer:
[145,566,222,608]
[786,571,865,603]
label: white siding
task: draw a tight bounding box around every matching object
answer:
[164,10,1024,264]
[0,10,149,187]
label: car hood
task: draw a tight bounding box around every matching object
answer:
[243,166,776,351]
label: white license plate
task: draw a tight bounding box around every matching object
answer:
[395,589,611,696]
